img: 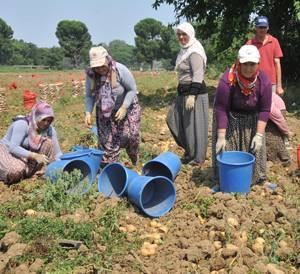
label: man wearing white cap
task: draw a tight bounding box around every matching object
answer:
[247,16,284,97]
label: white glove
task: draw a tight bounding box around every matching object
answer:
[216,133,226,154]
[286,131,294,140]
[251,134,263,153]
[85,111,92,129]
[32,153,50,165]
[115,104,128,122]
[186,95,196,111]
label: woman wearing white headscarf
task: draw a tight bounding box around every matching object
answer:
[166,22,209,166]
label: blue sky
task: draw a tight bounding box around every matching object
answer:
[0,0,181,48]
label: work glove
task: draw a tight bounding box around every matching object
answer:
[250,134,263,153]
[216,133,226,154]
[32,153,50,165]
[286,131,294,140]
[115,104,128,122]
[186,95,196,111]
[85,111,92,129]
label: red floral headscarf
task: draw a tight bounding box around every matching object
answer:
[228,59,260,96]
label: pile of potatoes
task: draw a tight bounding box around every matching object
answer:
[119,220,169,257]
[153,138,176,153]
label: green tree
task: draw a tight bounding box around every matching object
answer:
[55,20,92,69]
[134,18,162,69]
[152,0,300,82]
[26,42,43,65]
[159,26,180,68]
[107,39,127,54]
[106,40,137,68]
[44,46,64,68]
[37,48,49,66]
[10,40,44,66]
[10,39,31,65]
[0,18,14,65]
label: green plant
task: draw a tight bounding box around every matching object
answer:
[15,217,97,270]
[37,168,91,215]
[181,197,215,217]
[96,207,120,232]
[76,130,98,149]
[247,269,264,274]
[139,143,157,163]
[0,220,9,240]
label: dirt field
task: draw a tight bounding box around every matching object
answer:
[0,71,300,273]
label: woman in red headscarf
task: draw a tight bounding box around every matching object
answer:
[0,102,62,184]
[211,45,273,192]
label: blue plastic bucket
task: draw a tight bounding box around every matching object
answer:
[59,149,93,161]
[127,176,176,217]
[73,146,104,180]
[142,152,181,182]
[217,151,255,194]
[73,146,91,151]
[98,162,140,197]
[45,159,93,194]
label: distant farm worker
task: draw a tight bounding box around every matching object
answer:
[265,92,292,167]
[246,16,284,97]
[166,22,209,167]
[0,102,63,184]
[85,46,141,166]
[211,45,274,193]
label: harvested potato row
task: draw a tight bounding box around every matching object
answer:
[49,84,56,103]
[81,80,86,95]
[72,81,80,98]
[39,84,50,103]
[0,87,7,114]
[55,83,65,99]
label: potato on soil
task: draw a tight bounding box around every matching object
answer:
[158,226,169,233]
[150,221,161,228]
[213,241,222,250]
[141,248,156,256]
[226,244,239,250]
[227,217,239,227]
[25,209,36,216]
[234,230,248,242]
[119,227,127,232]
[126,225,137,232]
[255,237,265,244]
[252,243,264,254]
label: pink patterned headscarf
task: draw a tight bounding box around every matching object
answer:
[86,54,118,117]
[28,102,54,151]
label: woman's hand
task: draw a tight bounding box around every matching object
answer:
[32,153,50,165]
[251,133,263,153]
[85,111,92,129]
[115,104,128,121]
[216,133,226,154]
[186,95,195,111]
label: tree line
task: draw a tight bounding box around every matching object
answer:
[2,0,300,84]
[0,18,180,71]
[153,0,300,83]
